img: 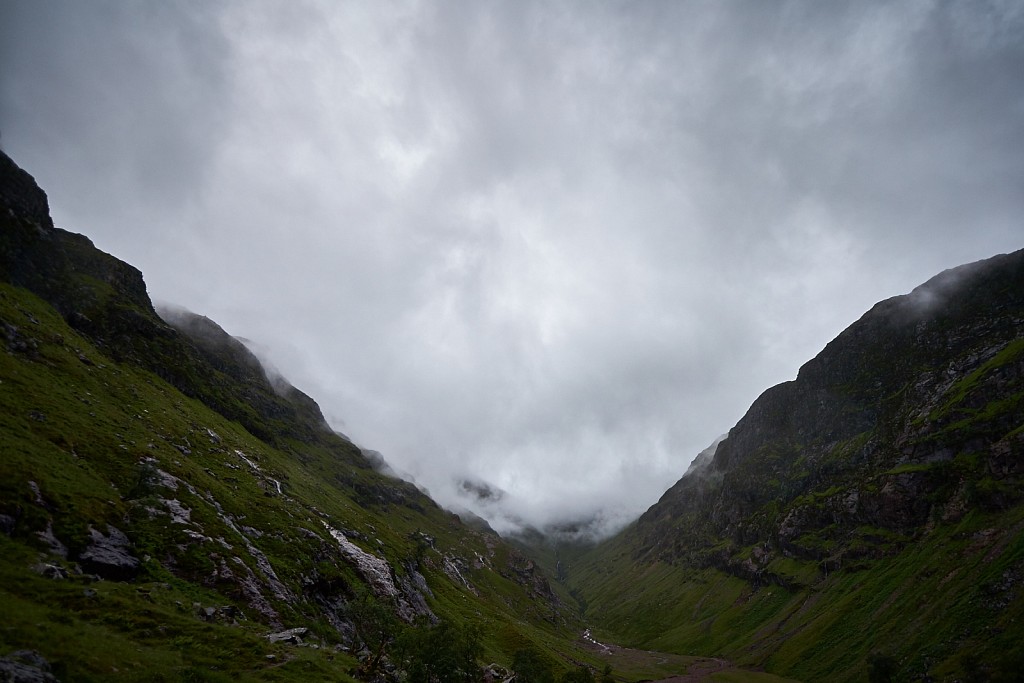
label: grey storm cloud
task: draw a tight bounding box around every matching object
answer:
[2,0,1023,537]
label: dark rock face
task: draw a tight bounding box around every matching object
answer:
[77,525,140,581]
[0,149,571,680]
[0,160,163,363]
[0,152,366,463]
[0,151,53,231]
[637,250,1024,576]
[154,306,335,447]
[0,650,60,683]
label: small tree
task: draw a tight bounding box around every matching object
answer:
[347,589,400,680]
[511,647,556,683]
[561,666,595,683]
[396,618,482,683]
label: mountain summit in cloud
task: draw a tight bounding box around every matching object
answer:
[3,0,1023,542]
[562,247,1024,681]
[3,103,1024,678]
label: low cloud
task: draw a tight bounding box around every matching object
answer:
[3,1,1023,539]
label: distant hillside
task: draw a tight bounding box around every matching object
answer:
[567,248,1024,682]
[0,150,582,681]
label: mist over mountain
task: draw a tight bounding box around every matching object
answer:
[3,1,1023,541]
[563,247,1024,682]
[0,149,577,682]
[3,2,1024,679]
[2,136,1023,681]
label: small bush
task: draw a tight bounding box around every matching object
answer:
[867,652,898,683]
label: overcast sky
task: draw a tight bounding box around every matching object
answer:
[2,1,1022,538]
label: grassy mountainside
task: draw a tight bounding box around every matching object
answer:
[5,145,1023,682]
[567,250,1024,682]
[0,151,591,681]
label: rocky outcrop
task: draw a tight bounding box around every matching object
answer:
[0,149,571,680]
[0,151,366,461]
[77,525,140,581]
[637,250,1024,575]
[323,521,398,598]
[265,627,309,645]
[155,307,335,446]
[0,650,60,683]
[0,150,53,231]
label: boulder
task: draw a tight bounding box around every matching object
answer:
[77,525,140,581]
[266,627,308,645]
[0,650,60,683]
[36,523,67,558]
[31,563,67,580]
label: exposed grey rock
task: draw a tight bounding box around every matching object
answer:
[322,521,397,598]
[160,498,191,525]
[442,555,473,592]
[78,525,140,581]
[0,649,60,682]
[397,561,435,621]
[483,662,513,683]
[219,605,242,620]
[244,541,294,604]
[212,555,278,623]
[27,481,44,506]
[266,627,308,645]
[32,563,67,580]
[36,523,67,558]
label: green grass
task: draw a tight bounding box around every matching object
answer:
[711,670,800,683]
[0,281,590,678]
[566,497,1024,682]
[5,213,1024,683]
[932,338,1024,421]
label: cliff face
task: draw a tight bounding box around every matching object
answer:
[0,150,54,231]
[568,249,1024,682]
[0,149,348,451]
[638,250,1024,573]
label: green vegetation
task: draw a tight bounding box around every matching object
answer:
[710,672,800,683]
[555,251,1024,682]
[393,618,482,682]
[566,506,1024,682]
[3,152,1023,682]
[512,646,558,683]
[0,280,588,680]
[0,247,713,682]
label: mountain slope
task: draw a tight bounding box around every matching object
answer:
[0,151,582,681]
[6,145,1024,682]
[568,249,1024,682]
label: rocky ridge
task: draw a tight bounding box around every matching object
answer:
[637,250,1024,578]
[0,150,572,681]
[564,248,1024,682]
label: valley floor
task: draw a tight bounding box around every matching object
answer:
[577,629,799,682]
